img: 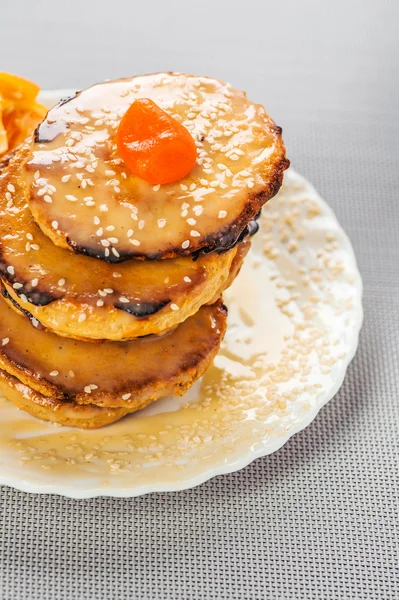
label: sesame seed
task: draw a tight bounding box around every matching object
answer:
[44,195,53,203]
[105,170,116,176]
[164,277,170,284]
[114,186,120,193]
[187,218,197,226]
[184,276,192,283]
[31,278,38,287]
[108,237,119,244]
[122,393,132,400]
[158,219,166,228]
[58,278,66,287]
[138,220,145,230]
[5,192,11,201]
[2,338,10,346]
[96,228,104,236]
[25,243,31,252]
[26,233,33,241]
[96,299,104,307]
[37,188,46,197]
[104,248,110,257]
[34,170,40,180]
[61,174,71,183]
[89,384,98,390]
[180,184,188,191]
[218,210,227,219]
[182,240,190,249]
[7,266,14,275]
[170,304,179,311]
[113,272,122,278]
[94,217,100,225]
[31,244,40,251]
[98,290,107,297]
[193,205,203,216]
[119,297,129,303]
[7,184,15,193]
[112,248,120,258]
[78,313,87,322]
[153,184,160,191]
[100,204,108,212]
[104,288,113,294]
[68,370,75,378]
[130,239,141,246]
[13,283,23,290]
[50,371,59,377]
[101,239,110,247]
[190,230,200,237]
[66,195,77,202]
[84,386,92,394]
[51,221,59,230]
[106,225,115,231]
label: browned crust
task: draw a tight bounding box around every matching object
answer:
[63,129,289,263]
[0,300,227,408]
[0,369,130,428]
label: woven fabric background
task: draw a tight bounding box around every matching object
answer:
[1,0,398,598]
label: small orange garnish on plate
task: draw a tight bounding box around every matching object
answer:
[116,98,197,185]
[0,72,47,157]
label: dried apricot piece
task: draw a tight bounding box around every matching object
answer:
[116,98,197,185]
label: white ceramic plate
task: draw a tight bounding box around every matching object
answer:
[0,90,363,498]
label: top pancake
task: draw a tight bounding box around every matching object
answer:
[24,73,288,262]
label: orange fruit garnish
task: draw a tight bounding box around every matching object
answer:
[0,73,47,157]
[116,98,197,185]
[0,73,40,103]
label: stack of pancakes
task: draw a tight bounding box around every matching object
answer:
[0,73,288,428]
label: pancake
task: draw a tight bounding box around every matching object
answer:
[24,73,288,261]
[0,149,241,340]
[0,295,227,408]
[0,369,130,428]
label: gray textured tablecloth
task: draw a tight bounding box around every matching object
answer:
[1,1,398,598]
